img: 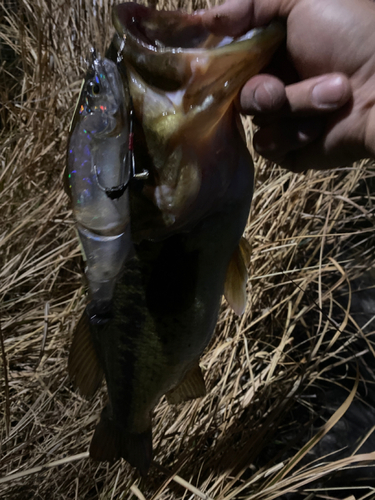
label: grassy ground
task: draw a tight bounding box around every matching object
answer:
[1,1,375,499]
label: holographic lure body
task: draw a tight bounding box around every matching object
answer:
[66,52,132,310]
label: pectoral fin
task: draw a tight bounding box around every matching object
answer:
[224,237,251,316]
[68,309,103,398]
[239,236,252,266]
[166,363,206,405]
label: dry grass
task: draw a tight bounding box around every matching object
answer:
[1,0,375,499]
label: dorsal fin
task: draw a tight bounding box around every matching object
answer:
[68,309,103,398]
[224,237,251,316]
[166,363,206,405]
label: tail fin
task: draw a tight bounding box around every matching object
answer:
[90,408,152,476]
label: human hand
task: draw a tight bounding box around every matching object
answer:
[200,0,375,171]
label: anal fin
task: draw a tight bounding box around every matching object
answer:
[166,363,206,405]
[68,308,103,398]
[224,236,251,316]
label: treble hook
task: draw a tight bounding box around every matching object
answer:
[128,97,149,181]
[94,97,148,200]
[116,35,126,65]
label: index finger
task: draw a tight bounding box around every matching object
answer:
[199,0,297,36]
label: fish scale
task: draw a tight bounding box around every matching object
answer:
[86,195,253,474]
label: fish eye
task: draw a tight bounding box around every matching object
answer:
[89,81,101,96]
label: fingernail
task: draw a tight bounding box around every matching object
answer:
[312,76,346,109]
[253,82,274,111]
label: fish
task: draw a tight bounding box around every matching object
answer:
[68,3,284,475]
[65,49,133,313]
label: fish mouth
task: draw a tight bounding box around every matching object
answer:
[114,2,283,52]
[113,2,285,94]
[113,3,210,52]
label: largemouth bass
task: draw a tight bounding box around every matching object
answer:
[66,50,132,311]
[68,3,284,475]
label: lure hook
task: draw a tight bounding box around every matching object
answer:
[93,97,148,200]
